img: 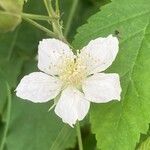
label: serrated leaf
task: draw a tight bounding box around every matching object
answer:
[72,0,150,149]
[62,0,110,40]
[0,0,24,32]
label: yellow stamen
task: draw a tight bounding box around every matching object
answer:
[59,58,87,87]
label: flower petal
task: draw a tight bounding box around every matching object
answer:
[54,87,90,127]
[79,35,119,74]
[16,72,62,103]
[38,38,75,75]
[82,73,121,103]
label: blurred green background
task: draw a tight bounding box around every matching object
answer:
[0,0,109,150]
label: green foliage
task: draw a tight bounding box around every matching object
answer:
[1,0,150,149]
[0,31,76,150]
[0,31,24,87]
[73,0,150,149]
[0,0,82,149]
[0,31,24,124]
[0,0,24,32]
[138,137,150,150]
[137,128,150,149]
[62,0,110,41]
[6,96,76,150]
[82,126,97,150]
[0,76,7,118]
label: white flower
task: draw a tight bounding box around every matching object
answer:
[16,35,121,127]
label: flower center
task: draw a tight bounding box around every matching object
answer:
[59,58,87,87]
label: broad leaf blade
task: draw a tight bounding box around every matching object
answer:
[1,59,76,150]
[62,0,110,40]
[0,31,24,87]
[6,96,76,150]
[73,0,150,149]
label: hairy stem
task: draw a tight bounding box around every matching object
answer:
[0,11,54,21]
[22,17,57,38]
[55,0,60,15]
[43,0,54,16]
[43,0,67,43]
[21,13,57,21]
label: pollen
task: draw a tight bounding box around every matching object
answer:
[59,58,87,87]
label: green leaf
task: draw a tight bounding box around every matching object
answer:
[0,0,24,32]
[138,137,150,150]
[0,56,23,87]
[0,75,7,118]
[0,31,24,143]
[137,128,150,149]
[82,125,97,150]
[16,21,44,57]
[0,1,78,148]
[0,31,18,60]
[5,96,76,150]
[0,32,23,146]
[0,31,24,87]
[0,1,77,149]
[0,82,11,150]
[62,0,110,41]
[0,59,76,150]
[72,0,150,149]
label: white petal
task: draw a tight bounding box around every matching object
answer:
[79,35,119,74]
[38,38,75,75]
[82,73,121,103]
[54,87,90,127]
[16,72,62,103]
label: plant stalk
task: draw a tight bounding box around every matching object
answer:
[64,0,79,37]
[43,0,67,43]
[22,17,57,38]
[21,13,57,21]
[76,121,83,150]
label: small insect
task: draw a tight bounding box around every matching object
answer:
[114,30,119,35]
[114,30,121,39]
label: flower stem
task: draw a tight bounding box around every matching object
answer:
[0,11,54,21]
[76,121,83,150]
[21,13,57,21]
[22,16,57,38]
[43,0,54,16]
[48,103,56,112]
[55,0,60,15]
[43,0,67,43]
